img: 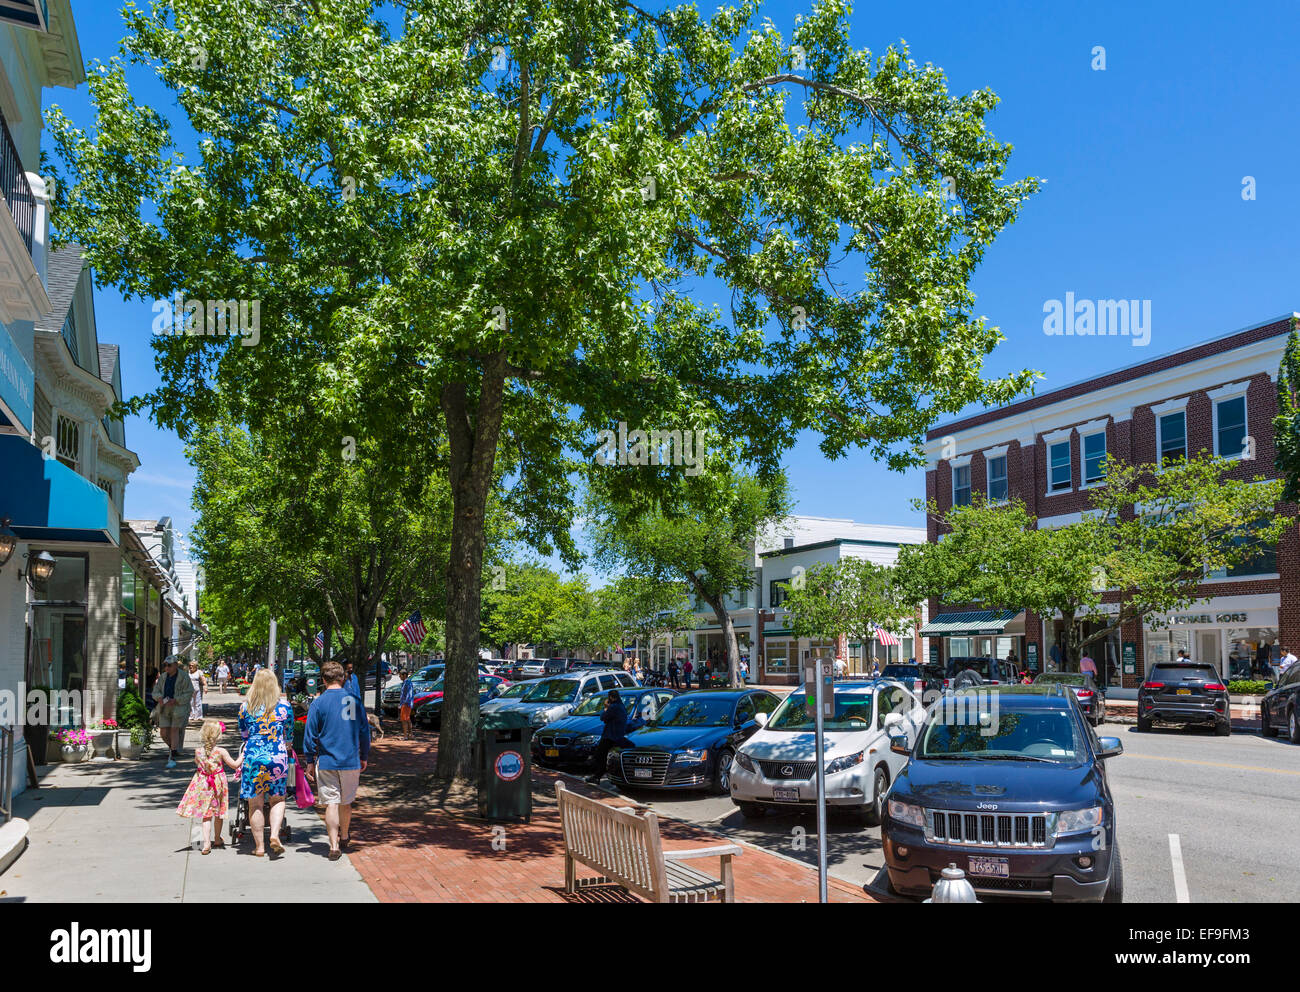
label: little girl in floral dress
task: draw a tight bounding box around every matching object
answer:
[177,718,242,854]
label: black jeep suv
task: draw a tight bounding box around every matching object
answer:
[1136,662,1230,735]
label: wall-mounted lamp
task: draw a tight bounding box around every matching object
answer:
[19,550,57,590]
[0,516,16,568]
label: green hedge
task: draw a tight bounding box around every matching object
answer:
[1227,679,1271,695]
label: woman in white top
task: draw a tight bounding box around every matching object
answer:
[216,661,230,693]
[188,660,207,722]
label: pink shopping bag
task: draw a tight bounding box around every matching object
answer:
[293,754,315,809]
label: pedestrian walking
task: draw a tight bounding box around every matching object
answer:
[151,655,195,768]
[834,656,847,680]
[585,689,633,786]
[398,669,416,740]
[187,659,208,723]
[176,718,241,855]
[683,658,693,689]
[238,669,294,858]
[1079,654,1098,678]
[303,661,371,861]
[632,659,643,684]
[216,660,230,693]
[668,658,680,688]
[698,661,710,688]
[739,658,749,683]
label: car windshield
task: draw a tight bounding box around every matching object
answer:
[415,666,444,680]
[573,693,612,716]
[767,692,876,732]
[917,702,1083,762]
[882,666,919,678]
[1034,673,1086,686]
[496,683,530,699]
[653,695,735,727]
[523,679,579,703]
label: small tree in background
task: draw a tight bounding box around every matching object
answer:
[781,557,915,672]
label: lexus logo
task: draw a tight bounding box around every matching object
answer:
[780,765,795,777]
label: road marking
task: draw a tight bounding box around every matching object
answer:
[1125,752,1300,776]
[1169,834,1190,903]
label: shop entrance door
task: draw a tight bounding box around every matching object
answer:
[1196,631,1221,678]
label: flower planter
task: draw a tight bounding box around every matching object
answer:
[60,744,91,763]
[89,729,117,759]
[118,740,143,760]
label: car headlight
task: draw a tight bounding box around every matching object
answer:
[1055,805,1104,835]
[826,750,865,775]
[735,751,755,773]
[575,734,599,747]
[530,711,549,725]
[887,798,926,828]
[675,748,708,763]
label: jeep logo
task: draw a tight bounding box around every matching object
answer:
[976,802,999,810]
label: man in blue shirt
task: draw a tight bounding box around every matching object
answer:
[398,669,416,740]
[304,661,371,861]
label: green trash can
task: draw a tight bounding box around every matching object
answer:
[477,710,534,822]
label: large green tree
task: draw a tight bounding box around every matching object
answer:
[896,456,1287,669]
[1274,315,1300,501]
[48,0,1037,776]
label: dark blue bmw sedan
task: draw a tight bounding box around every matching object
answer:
[881,685,1124,903]
[531,687,679,769]
[606,689,780,794]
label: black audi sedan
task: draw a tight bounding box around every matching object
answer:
[532,687,678,769]
[881,685,1124,903]
[606,688,779,794]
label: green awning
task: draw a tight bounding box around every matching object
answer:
[919,610,1022,637]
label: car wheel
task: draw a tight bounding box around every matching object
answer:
[712,749,734,794]
[735,802,765,820]
[1136,715,1151,733]
[1215,719,1231,737]
[1290,708,1300,745]
[864,765,890,827]
[1261,704,1278,738]
[1102,847,1124,903]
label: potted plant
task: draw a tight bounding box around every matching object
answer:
[88,718,119,758]
[58,727,91,762]
[119,725,148,760]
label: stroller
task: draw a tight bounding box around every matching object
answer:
[229,746,297,846]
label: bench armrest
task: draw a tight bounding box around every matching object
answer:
[662,845,743,861]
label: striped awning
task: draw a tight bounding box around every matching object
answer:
[919,610,1022,637]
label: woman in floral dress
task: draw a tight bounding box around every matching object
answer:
[238,669,294,857]
[177,718,241,854]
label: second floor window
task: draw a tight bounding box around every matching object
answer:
[1216,396,1247,458]
[56,415,80,473]
[1159,410,1186,465]
[769,580,789,609]
[1083,431,1107,484]
[988,456,1008,502]
[953,464,971,506]
[1049,440,1071,491]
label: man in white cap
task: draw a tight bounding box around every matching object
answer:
[151,655,194,768]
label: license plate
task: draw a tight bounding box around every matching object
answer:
[1176,688,1192,695]
[544,748,559,757]
[633,768,653,780]
[968,857,1009,878]
[773,788,800,802]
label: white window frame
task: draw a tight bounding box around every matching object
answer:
[987,454,1009,504]
[1209,381,1250,461]
[1044,430,1073,495]
[1153,397,1190,470]
[1081,428,1108,487]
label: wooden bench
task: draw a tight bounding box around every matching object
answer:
[555,780,742,903]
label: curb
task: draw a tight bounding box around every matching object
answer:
[0,818,29,877]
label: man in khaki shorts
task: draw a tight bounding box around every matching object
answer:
[302,661,370,860]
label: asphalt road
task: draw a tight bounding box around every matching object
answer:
[585,719,1300,903]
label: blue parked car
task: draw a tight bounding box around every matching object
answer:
[532,688,679,769]
[881,684,1125,903]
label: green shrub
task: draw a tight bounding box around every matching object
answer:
[116,688,153,743]
[1227,679,1271,695]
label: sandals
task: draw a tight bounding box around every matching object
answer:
[328,849,341,861]
[200,846,211,855]
[253,849,266,857]
[211,838,225,849]
[269,838,284,856]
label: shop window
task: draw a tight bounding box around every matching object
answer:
[987,456,1008,502]
[1049,441,1071,491]
[1158,411,1186,466]
[1215,396,1247,458]
[953,464,971,506]
[765,639,792,673]
[1083,431,1107,484]
[1226,629,1278,681]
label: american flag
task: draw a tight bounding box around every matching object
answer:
[313,630,324,652]
[873,626,899,646]
[398,611,427,645]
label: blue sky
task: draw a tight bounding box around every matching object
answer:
[56,0,1300,551]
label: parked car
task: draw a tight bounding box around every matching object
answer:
[881,664,925,695]
[482,670,638,728]
[1260,663,1300,742]
[381,662,493,715]
[542,658,571,676]
[1136,662,1230,735]
[506,660,546,680]
[414,675,510,727]
[532,688,679,769]
[730,680,925,824]
[882,684,1124,903]
[945,656,1018,686]
[479,681,533,713]
[606,688,780,794]
[1034,672,1106,726]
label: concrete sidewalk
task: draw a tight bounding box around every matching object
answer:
[0,692,375,903]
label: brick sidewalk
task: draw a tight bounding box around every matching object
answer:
[333,732,873,904]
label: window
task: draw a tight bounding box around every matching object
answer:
[769,580,789,609]
[734,695,755,725]
[987,456,1008,502]
[56,415,80,473]
[753,692,778,715]
[1083,432,1107,484]
[1159,411,1186,465]
[1216,396,1247,458]
[1049,440,1072,491]
[952,464,971,506]
[597,674,618,690]
[97,478,115,502]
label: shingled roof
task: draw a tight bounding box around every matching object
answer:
[34,243,87,336]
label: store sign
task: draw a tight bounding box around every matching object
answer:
[1122,642,1136,675]
[0,325,33,433]
[929,644,939,665]
[1171,612,1249,625]
[1026,643,1038,672]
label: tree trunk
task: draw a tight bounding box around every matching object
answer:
[702,592,741,688]
[436,357,508,781]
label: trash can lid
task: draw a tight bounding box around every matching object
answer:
[480,709,534,730]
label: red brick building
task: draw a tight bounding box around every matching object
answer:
[919,313,1300,689]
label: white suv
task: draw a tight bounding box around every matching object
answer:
[729,680,925,825]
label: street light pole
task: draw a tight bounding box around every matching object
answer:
[374,603,386,720]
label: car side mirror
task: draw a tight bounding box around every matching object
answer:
[1096,737,1123,758]
[883,712,904,730]
[754,712,768,728]
[889,734,910,756]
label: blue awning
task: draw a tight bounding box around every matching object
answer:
[0,433,118,544]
